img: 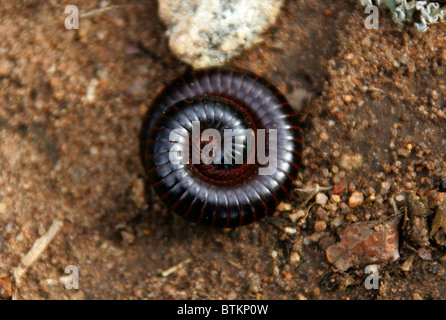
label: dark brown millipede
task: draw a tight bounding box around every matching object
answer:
[141,67,302,227]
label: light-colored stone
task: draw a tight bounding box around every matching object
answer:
[331,194,341,203]
[339,152,363,171]
[315,192,328,206]
[348,191,364,208]
[277,202,292,212]
[158,0,284,68]
[130,178,146,209]
[287,88,312,113]
[314,220,327,233]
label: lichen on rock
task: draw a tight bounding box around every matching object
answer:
[158,0,284,68]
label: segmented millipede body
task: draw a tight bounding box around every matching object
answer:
[142,67,302,227]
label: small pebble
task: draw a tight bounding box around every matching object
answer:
[320,131,329,141]
[289,252,301,265]
[315,193,328,206]
[348,191,364,208]
[248,276,262,293]
[314,220,327,232]
[321,168,330,178]
[342,95,353,103]
[297,293,307,300]
[89,146,99,156]
[284,227,298,235]
[283,272,293,280]
[417,247,432,261]
[85,78,99,103]
[277,202,292,212]
[345,213,359,222]
[413,293,423,300]
[130,178,146,209]
[401,255,415,272]
[380,181,391,195]
[348,183,356,193]
[339,202,350,211]
[315,207,328,220]
[344,53,354,60]
[366,187,376,196]
[333,150,341,158]
[397,148,411,158]
[288,209,305,223]
[271,250,278,259]
[121,230,136,244]
[333,184,344,194]
[332,216,344,228]
[326,203,338,215]
[339,152,363,170]
[273,265,280,277]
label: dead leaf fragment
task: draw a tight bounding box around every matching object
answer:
[326,215,401,271]
[430,199,446,246]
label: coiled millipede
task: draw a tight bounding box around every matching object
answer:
[141,67,302,227]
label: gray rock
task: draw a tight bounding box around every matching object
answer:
[158,0,284,68]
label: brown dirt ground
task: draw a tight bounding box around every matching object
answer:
[0,0,445,300]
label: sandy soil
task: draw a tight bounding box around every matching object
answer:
[0,0,445,299]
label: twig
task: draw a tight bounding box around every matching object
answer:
[390,197,400,215]
[227,260,242,269]
[295,184,332,208]
[367,86,385,94]
[159,258,192,277]
[80,5,124,18]
[13,220,63,285]
[295,184,332,193]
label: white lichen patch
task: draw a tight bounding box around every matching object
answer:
[361,0,446,32]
